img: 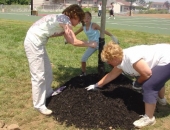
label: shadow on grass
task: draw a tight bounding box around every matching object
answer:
[155,103,170,118]
[52,64,112,85]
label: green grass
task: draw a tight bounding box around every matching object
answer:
[0,19,170,130]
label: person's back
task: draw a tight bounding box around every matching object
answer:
[119,44,170,76]
[98,3,102,10]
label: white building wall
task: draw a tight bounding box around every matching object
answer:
[33,0,44,6]
[114,3,121,13]
[33,0,55,6]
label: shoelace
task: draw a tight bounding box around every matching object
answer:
[138,115,149,122]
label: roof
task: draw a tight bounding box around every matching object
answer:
[150,2,167,9]
[116,0,131,6]
[150,2,164,5]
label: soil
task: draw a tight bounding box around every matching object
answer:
[47,74,145,130]
[133,14,170,19]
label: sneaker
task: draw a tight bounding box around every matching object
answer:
[114,17,115,19]
[79,72,86,77]
[157,97,167,105]
[132,81,142,90]
[133,115,156,128]
[39,108,52,115]
[108,17,111,19]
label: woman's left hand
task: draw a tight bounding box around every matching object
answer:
[89,41,97,48]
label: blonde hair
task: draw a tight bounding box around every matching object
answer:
[101,41,123,62]
[62,4,85,22]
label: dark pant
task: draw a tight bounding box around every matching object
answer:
[143,63,170,103]
[98,10,101,17]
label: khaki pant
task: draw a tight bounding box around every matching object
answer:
[24,37,53,110]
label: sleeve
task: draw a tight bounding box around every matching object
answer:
[127,47,144,65]
[57,14,71,25]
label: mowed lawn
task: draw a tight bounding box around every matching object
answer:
[0,18,170,130]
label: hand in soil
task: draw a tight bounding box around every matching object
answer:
[85,84,99,91]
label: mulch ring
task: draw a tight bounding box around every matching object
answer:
[47,74,145,130]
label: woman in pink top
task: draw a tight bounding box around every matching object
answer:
[24,4,97,116]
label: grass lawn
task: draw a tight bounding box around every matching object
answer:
[0,19,170,130]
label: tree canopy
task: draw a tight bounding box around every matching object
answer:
[164,1,170,10]
[0,0,30,5]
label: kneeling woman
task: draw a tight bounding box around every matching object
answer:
[86,42,170,128]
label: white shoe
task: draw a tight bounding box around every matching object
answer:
[39,108,52,115]
[133,115,156,128]
[108,17,111,19]
[114,17,115,19]
[157,97,167,105]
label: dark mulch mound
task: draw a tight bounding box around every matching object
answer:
[47,74,145,130]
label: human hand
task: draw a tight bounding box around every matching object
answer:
[85,84,99,91]
[132,81,142,90]
[88,41,97,48]
[111,35,119,44]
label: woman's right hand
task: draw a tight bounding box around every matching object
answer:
[89,41,97,48]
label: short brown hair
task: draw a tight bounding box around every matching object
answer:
[101,41,123,62]
[62,4,85,22]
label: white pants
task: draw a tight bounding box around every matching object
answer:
[24,40,53,110]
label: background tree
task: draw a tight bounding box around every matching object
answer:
[125,0,136,16]
[138,0,146,5]
[53,0,64,4]
[147,1,152,10]
[164,1,170,10]
[126,0,146,16]
[0,0,30,4]
[0,0,6,4]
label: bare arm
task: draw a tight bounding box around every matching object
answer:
[133,59,152,84]
[93,23,119,44]
[97,67,122,88]
[50,32,65,38]
[60,23,97,48]
[74,26,83,35]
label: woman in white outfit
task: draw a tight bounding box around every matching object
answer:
[24,4,97,115]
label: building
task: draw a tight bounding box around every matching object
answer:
[32,0,140,13]
[149,2,167,10]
